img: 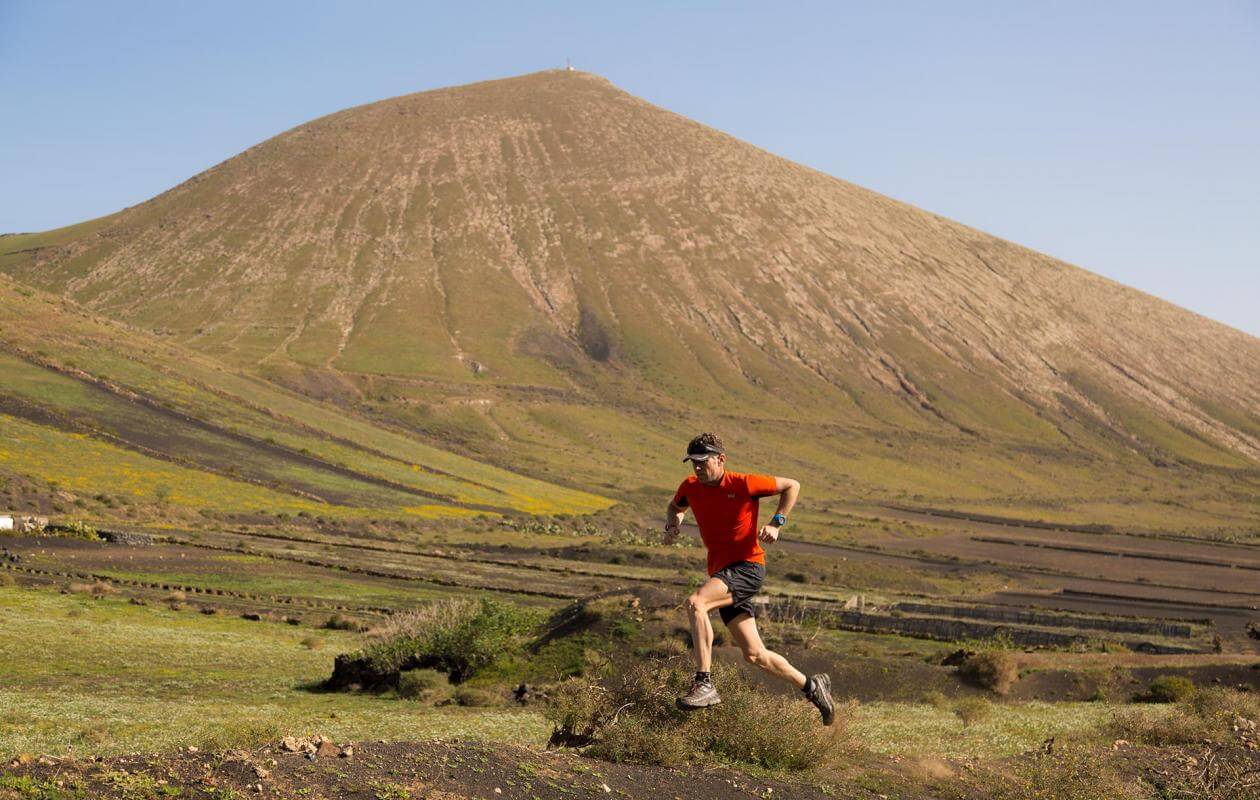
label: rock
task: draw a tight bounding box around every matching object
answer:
[316,740,339,758]
[253,765,270,780]
[186,746,199,753]
[280,737,302,752]
[339,746,353,759]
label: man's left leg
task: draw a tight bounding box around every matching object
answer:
[726,613,836,725]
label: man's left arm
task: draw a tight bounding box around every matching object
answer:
[757,476,800,545]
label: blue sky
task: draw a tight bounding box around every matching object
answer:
[2,1,1257,336]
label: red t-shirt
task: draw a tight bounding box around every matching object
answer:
[672,470,779,575]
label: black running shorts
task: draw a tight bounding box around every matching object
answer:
[711,560,765,625]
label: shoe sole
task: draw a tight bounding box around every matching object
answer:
[813,675,835,726]
[676,697,722,711]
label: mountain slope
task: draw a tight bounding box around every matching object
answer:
[0,274,611,525]
[3,71,1257,534]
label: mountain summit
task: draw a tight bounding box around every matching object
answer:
[3,70,1257,524]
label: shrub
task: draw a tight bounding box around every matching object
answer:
[323,613,367,632]
[700,666,847,770]
[196,718,285,752]
[453,686,500,707]
[1147,742,1260,800]
[1143,674,1195,703]
[69,580,116,597]
[546,656,846,770]
[1110,686,1260,746]
[397,668,447,700]
[920,690,948,709]
[960,742,1148,800]
[958,651,1019,695]
[954,697,992,727]
[328,598,539,688]
[61,519,98,540]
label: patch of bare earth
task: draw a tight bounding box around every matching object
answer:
[4,740,845,799]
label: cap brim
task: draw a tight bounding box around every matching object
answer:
[682,453,717,462]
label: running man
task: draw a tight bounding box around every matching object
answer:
[663,432,835,724]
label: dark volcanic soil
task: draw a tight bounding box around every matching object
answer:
[4,740,855,800]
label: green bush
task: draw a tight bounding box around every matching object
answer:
[958,651,1019,695]
[61,519,99,540]
[423,598,538,682]
[1144,674,1195,703]
[329,598,540,688]
[453,686,500,707]
[397,668,447,699]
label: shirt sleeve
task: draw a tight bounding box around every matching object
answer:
[745,473,778,499]
[671,480,690,508]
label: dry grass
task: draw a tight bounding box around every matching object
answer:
[954,740,1150,800]
[959,651,1020,695]
[546,655,848,770]
[1109,687,1260,746]
[367,599,480,643]
[954,697,992,727]
[67,581,117,598]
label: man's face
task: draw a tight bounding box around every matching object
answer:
[691,453,725,485]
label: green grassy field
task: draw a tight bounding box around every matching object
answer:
[0,583,1181,764]
[0,585,551,758]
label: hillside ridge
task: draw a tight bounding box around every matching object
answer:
[1,70,1257,528]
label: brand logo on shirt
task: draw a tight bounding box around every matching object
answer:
[727,493,736,498]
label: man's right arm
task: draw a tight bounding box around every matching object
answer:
[663,500,686,544]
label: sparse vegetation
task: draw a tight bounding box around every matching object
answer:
[546,656,846,770]
[397,668,447,701]
[331,598,541,687]
[958,651,1020,695]
[953,697,992,727]
[1110,686,1260,746]
[955,741,1149,800]
[1142,674,1196,703]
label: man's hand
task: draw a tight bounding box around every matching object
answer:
[757,524,780,545]
[663,522,681,545]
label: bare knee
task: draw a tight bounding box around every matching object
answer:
[743,647,770,669]
[686,594,706,616]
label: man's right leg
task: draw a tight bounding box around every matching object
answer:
[678,577,733,710]
[685,577,733,674]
